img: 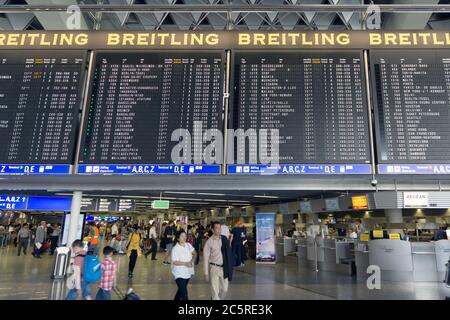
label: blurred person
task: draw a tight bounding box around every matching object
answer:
[220,221,231,240]
[148,222,158,260]
[50,224,61,255]
[126,226,142,278]
[17,223,30,256]
[163,220,176,265]
[231,221,247,267]
[87,221,100,256]
[0,224,5,247]
[32,221,46,258]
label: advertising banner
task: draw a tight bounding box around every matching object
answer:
[403,192,429,208]
[256,213,276,264]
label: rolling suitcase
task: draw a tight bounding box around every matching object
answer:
[52,247,71,279]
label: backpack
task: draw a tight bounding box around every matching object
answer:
[83,254,102,283]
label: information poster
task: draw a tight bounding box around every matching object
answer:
[256,213,276,264]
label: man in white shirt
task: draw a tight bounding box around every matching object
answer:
[220,221,230,240]
[203,222,233,300]
[111,223,118,238]
[149,223,158,260]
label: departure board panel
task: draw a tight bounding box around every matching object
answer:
[0,51,85,174]
[78,52,224,174]
[228,51,372,175]
[372,50,450,174]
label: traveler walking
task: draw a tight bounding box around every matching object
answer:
[203,221,234,300]
[87,222,100,256]
[171,230,196,301]
[127,226,142,278]
[17,223,30,256]
[96,246,117,300]
[0,224,6,247]
[50,224,61,255]
[148,222,158,260]
[33,221,47,258]
[66,240,92,300]
[163,220,176,265]
[193,225,201,265]
[231,221,247,267]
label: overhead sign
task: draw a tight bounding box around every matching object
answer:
[299,201,313,214]
[78,164,220,175]
[1,31,450,49]
[0,195,136,212]
[403,192,429,208]
[0,196,27,210]
[227,164,372,175]
[152,200,170,210]
[352,195,368,210]
[325,198,340,211]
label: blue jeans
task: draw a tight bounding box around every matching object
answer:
[65,280,92,300]
[96,288,111,300]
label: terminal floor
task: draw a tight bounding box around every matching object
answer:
[0,246,448,300]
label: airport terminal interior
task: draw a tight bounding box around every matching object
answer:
[0,1,450,301]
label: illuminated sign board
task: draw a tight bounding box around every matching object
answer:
[352,195,368,210]
[0,31,450,50]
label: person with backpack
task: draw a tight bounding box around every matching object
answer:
[66,240,92,300]
[126,226,142,278]
[96,246,117,300]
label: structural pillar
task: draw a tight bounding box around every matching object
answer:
[385,209,404,236]
[307,213,319,225]
[385,209,403,224]
[67,191,83,247]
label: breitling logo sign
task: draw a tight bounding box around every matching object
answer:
[0,31,450,49]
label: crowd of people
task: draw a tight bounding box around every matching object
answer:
[71,219,250,301]
[0,221,62,257]
[1,218,250,301]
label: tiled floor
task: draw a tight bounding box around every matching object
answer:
[0,245,448,300]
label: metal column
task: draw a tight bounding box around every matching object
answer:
[66,191,83,247]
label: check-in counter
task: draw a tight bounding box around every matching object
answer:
[320,238,337,272]
[275,236,285,263]
[369,239,413,282]
[434,239,450,281]
[355,241,370,279]
[320,238,355,275]
[411,242,438,282]
[307,236,324,269]
[275,236,297,264]
[297,238,308,268]
[283,237,298,265]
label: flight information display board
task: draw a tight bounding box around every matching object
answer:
[372,50,450,174]
[78,51,224,175]
[228,51,371,175]
[0,51,86,174]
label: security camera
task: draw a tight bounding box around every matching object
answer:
[370,179,378,187]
